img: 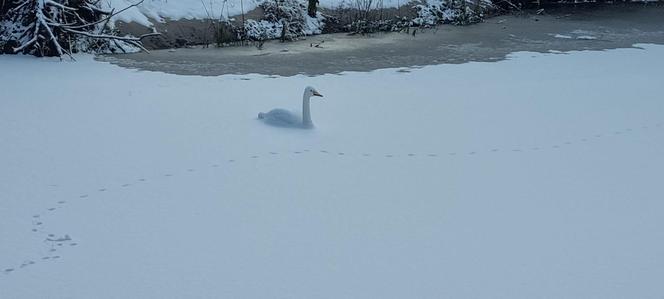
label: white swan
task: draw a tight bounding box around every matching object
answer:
[258,86,324,128]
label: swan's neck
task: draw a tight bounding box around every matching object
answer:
[302,93,312,127]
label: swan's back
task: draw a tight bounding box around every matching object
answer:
[258,108,303,127]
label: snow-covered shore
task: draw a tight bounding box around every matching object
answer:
[104,0,490,48]
[107,0,410,27]
[1,44,664,298]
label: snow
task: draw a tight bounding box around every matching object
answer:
[412,0,457,25]
[552,33,599,40]
[318,0,405,9]
[105,0,262,26]
[412,0,492,25]
[1,44,664,298]
[577,35,598,40]
[244,0,325,40]
[553,33,573,39]
[105,0,406,27]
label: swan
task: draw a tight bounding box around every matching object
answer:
[258,86,324,128]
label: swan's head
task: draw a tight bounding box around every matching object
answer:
[305,86,323,99]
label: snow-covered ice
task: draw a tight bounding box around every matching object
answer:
[577,35,598,40]
[552,30,601,41]
[1,44,664,298]
[552,33,598,40]
[553,33,573,39]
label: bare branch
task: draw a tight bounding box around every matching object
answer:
[66,0,146,30]
[44,0,76,11]
[65,28,160,41]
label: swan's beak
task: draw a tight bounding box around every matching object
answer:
[313,91,323,97]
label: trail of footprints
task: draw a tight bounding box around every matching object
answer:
[3,122,662,276]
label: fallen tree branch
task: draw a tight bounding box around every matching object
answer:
[2,0,159,58]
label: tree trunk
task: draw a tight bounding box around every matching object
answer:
[307,0,319,17]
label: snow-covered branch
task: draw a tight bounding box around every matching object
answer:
[1,0,159,58]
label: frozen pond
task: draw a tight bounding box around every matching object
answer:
[2,9,664,297]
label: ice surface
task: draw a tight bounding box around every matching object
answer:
[1,45,664,298]
[577,35,598,40]
[554,34,573,39]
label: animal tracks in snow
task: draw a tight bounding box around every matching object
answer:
[3,230,77,275]
[3,121,662,277]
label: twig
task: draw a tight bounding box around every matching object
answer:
[67,0,146,30]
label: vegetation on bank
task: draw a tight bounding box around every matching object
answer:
[1,0,660,57]
[188,0,496,48]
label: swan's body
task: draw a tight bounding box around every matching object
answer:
[258,86,323,129]
[258,108,303,127]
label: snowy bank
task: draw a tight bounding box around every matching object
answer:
[106,0,411,27]
[104,0,492,44]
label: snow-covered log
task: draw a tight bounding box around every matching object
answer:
[0,0,158,58]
